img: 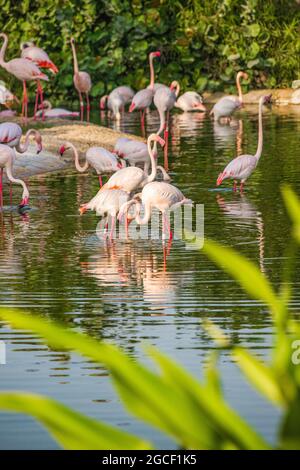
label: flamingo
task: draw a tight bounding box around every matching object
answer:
[0,33,49,122]
[0,144,30,208]
[20,41,59,120]
[129,51,161,129]
[59,142,124,187]
[0,122,42,153]
[118,181,193,240]
[101,134,168,193]
[70,37,92,122]
[216,94,272,192]
[36,100,79,119]
[175,91,206,112]
[114,138,156,173]
[114,137,131,156]
[154,80,180,139]
[79,189,133,239]
[0,80,18,109]
[100,86,135,119]
[210,71,248,122]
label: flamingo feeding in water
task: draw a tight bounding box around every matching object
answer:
[0,144,30,208]
[129,51,161,130]
[20,41,59,120]
[154,80,180,139]
[175,91,206,112]
[114,137,159,173]
[36,100,79,119]
[210,71,248,122]
[70,37,92,122]
[118,181,193,240]
[0,122,42,153]
[0,33,49,122]
[216,94,272,192]
[101,134,169,193]
[79,189,133,239]
[100,86,135,120]
[59,142,124,187]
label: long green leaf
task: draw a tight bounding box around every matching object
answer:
[0,392,150,450]
[281,185,300,243]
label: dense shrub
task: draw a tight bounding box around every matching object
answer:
[0,0,299,103]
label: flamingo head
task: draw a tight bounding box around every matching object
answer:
[20,41,34,51]
[70,37,75,45]
[129,102,135,113]
[216,172,225,186]
[35,133,42,154]
[263,94,272,105]
[79,204,88,216]
[237,71,249,81]
[148,134,165,148]
[100,95,108,109]
[59,144,68,156]
[150,51,161,58]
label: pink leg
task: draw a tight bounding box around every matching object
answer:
[9,182,12,205]
[0,168,3,208]
[79,92,84,121]
[240,182,244,193]
[164,212,173,240]
[86,93,90,122]
[233,180,237,192]
[98,175,103,187]
[33,87,39,121]
[140,110,145,136]
[109,216,116,240]
[22,81,28,124]
[38,81,45,121]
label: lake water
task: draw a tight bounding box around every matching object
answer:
[1,103,300,449]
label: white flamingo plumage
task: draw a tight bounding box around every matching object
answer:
[119,181,193,240]
[36,100,79,119]
[0,122,42,153]
[100,86,135,119]
[154,80,180,138]
[129,51,161,128]
[0,33,49,122]
[216,95,272,192]
[71,37,92,122]
[0,144,30,207]
[59,142,123,187]
[114,137,158,173]
[101,134,169,194]
[175,91,206,112]
[210,71,248,122]
[0,80,18,108]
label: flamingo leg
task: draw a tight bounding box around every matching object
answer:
[240,182,244,193]
[86,93,90,122]
[164,212,173,240]
[0,168,3,208]
[33,87,39,121]
[109,215,116,240]
[140,110,146,136]
[22,81,28,123]
[9,182,12,205]
[78,91,84,121]
[233,180,237,192]
[98,175,103,187]
[38,81,45,121]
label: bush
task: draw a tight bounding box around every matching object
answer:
[0,0,299,103]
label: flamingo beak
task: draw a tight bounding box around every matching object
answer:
[157,136,165,147]
[216,173,224,186]
[129,103,135,113]
[37,144,42,154]
[153,51,161,57]
[193,103,206,112]
[59,145,66,156]
[79,205,88,215]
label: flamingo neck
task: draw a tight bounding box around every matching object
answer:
[71,41,79,74]
[145,138,158,182]
[254,99,264,160]
[70,142,89,172]
[135,200,152,225]
[171,81,180,97]
[157,108,165,136]
[236,73,243,103]
[0,33,8,65]
[149,54,155,89]
[16,130,38,154]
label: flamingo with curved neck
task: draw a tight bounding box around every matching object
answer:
[236,71,248,104]
[0,144,30,208]
[216,94,272,191]
[59,142,89,173]
[16,129,42,154]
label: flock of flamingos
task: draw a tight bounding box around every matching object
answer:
[0,32,272,240]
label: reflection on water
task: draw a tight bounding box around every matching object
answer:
[0,106,299,448]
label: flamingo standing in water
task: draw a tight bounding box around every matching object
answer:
[118,181,193,240]
[59,142,124,187]
[210,71,248,122]
[100,86,134,119]
[0,144,29,208]
[0,33,49,122]
[0,122,42,153]
[129,51,161,130]
[175,91,206,112]
[79,189,133,239]
[216,95,272,192]
[114,137,161,173]
[20,41,59,120]
[101,134,168,193]
[70,37,92,122]
[36,100,79,119]
[154,80,180,139]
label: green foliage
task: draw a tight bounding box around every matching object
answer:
[0,0,299,104]
[1,185,300,449]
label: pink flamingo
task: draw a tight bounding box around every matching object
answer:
[79,189,133,239]
[175,91,206,112]
[0,144,30,208]
[21,41,59,120]
[216,95,271,192]
[70,37,92,122]
[0,80,18,109]
[118,181,193,240]
[114,137,164,174]
[0,33,49,122]
[154,80,180,139]
[59,142,124,187]
[129,51,161,129]
[101,134,168,193]
[210,71,248,122]
[0,122,42,153]
[36,100,79,119]
[100,86,134,119]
